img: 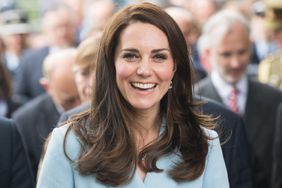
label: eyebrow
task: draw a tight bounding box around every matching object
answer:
[121,48,139,53]
[152,48,170,53]
[121,48,170,53]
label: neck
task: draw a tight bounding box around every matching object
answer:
[136,107,161,132]
[134,108,161,151]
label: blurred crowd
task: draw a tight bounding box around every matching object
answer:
[0,0,282,188]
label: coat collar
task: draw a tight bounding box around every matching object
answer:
[110,154,179,188]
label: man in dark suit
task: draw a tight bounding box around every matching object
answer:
[0,117,34,188]
[200,98,253,188]
[12,49,81,179]
[14,5,77,102]
[196,10,282,188]
[58,98,253,188]
[272,103,282,188]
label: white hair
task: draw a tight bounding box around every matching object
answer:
[198,9,250,55]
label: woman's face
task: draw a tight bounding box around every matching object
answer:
[114,22,175,112]
[73,66,94,103]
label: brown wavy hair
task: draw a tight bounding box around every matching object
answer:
[65,2,216,186]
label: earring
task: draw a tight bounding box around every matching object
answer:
[169,81,172,89]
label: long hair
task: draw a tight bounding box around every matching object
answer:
[65,2,215,186]
[0,61,12,100]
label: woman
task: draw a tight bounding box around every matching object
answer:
[37,3,229,188]
[0,61,23,117]
[72,34,101,103]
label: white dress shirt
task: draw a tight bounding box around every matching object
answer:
[211,71,248,115]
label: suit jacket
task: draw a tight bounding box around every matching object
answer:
[200,98,253,188]
[196,77,282,188]
[59,100,252,188]
[37,125,229,188]
[58,102,90,123]
[0,117,34,188]
[12,93,60,179]
[4,98,24,118]
[1,49,30,81]
[13,46,49,102]
[272,103,282,188]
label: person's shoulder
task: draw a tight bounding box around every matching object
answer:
[51,124,77,144]
[0,118,16,137]
[21,46,49,60]
[202,98,237,117]
[195,77,212,93]
[58,102,90,124]
[0,117,13,128]
[12,94,49,118]
[50,124,81,159]
[250,80,282,99]
[61,103,90,120]
[201,127,218,140]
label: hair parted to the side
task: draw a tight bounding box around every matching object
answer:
[64,2,216,186]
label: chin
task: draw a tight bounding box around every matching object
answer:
[225,76,241,84]
[129,100,158,111]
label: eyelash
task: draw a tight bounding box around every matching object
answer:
[121,52,168,62]
[153,53,167,60]
[122,53,139,61]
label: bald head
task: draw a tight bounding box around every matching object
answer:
[43,49,76,79]
[41,5,76,48]
[80,0,115,39]
[166,7,194,23]
[41,49,81,111]
[166,7,200,46]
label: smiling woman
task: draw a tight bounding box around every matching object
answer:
[37,2,229,188]
[114,22,175,111]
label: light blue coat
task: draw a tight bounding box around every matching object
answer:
[37,125,229,188]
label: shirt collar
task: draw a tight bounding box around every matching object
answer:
[211,71,248,95]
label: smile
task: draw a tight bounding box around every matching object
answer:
[130,82,157,90]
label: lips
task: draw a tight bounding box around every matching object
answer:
[130,82,157,90]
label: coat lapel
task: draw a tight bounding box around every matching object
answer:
[197,77,223,103]
[109,154,179,188]
[144,154,179,188]
[109,171,146,188]
[204,78,223,103]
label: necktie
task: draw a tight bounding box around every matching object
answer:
[228,87,239,113]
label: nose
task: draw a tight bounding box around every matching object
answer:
[136,59,152,77]
[230,55,241,68]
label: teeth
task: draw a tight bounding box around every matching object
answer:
[131,82,156,89]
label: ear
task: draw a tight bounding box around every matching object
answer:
[39,77,50,92]
[200,48,212,73]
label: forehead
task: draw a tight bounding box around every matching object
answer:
[118,22,170,49]
[45,10,72,26]
[215,22,250,50]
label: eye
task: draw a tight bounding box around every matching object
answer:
[122,52,139,62]
[219,51,232,58]
[237,49,248,56]
[80,69,90,77]
[153,53,167,62]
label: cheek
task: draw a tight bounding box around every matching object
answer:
[217,57,230,69]
[240,53,251,65]
[115,62,135,82]
[158,68,175,81]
